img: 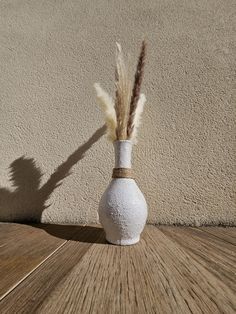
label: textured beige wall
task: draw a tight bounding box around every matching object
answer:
[0,0,235,225]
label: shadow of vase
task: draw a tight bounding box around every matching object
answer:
[33,224,107,243]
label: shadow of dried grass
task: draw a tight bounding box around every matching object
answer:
[0,125,106,222]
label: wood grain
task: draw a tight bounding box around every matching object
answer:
[1,225,235,314]
[198,226,236,246]
[0,225,105,314]
[0,223,70,299]
[148,226,236,314]
[159,226,236,293]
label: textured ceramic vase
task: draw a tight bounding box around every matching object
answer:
[99,140,148,245]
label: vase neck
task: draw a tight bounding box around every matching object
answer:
[113,140,132,168]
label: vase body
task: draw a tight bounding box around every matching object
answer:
[99,140,148,245]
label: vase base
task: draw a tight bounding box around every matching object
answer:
[106,236,140,246]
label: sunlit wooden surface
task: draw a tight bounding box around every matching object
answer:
[0,223,235,313]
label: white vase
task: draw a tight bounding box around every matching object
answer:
[99,140,148,245]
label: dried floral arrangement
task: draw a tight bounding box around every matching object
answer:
[94,41,147,143]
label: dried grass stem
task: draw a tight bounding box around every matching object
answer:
[127,40,146,138]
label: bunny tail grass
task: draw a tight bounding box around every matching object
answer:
[129,93,146,144]
[115,43,132,140]
[127,40,147,138]
[94,83,117,141]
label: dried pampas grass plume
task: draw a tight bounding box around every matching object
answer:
[95,40,147,144]
[129,93,146,144]
[94,83,117,141]
[127,40,147,139]
[115,43,132,140]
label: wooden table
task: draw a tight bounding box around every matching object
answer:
[0,223,235,313]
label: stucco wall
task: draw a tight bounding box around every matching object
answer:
[0,0,235,225]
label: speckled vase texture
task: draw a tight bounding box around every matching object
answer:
[99,140,148,245]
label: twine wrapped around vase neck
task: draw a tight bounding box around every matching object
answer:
[112,168,133,179]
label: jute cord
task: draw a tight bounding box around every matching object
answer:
[112,168,133,179]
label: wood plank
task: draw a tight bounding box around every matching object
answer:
[38,233,155,314]
[146,226,236,314]
[0,223,78,299]
[1,226,235,313]
[0,225,105,313]
[198,226,236,246]
[159,226,236,293]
